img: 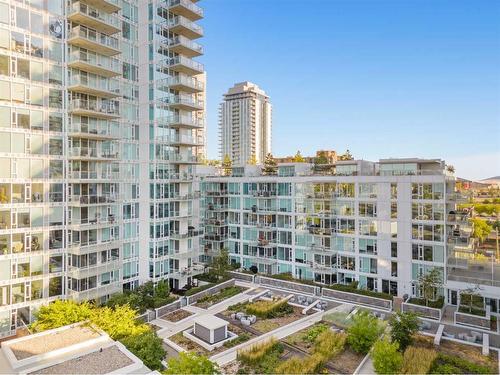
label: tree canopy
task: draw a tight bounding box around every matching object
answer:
[164,352,219,375]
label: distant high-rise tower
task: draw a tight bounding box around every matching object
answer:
[219,82,272,165]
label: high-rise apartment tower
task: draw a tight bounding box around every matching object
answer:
[219,81,272,165]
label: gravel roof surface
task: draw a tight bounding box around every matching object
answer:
[30,345,133,374]
[11,326,100,360]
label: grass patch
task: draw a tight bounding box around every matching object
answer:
[245,298,293,319]
[237,339,282,369]
[401,346,437,374]
[429,353,495,374]
[223,333,251,348]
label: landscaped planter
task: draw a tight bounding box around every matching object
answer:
[155,299,182,318]
[228,271,255,283]
[402,302,442,320]
[186,279,235,304]
[258,276,318,295]
[454,310,491,330]
[321,288,392,310]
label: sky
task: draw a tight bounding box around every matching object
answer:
[199,0,500,181]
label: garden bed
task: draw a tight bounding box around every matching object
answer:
[251,306,304,333]
[160,309,193,323]
[283,321,365,374]
[194,286,246,309]
[412,335,498,374]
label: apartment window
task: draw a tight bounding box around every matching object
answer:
[391,183,397,199]
[391,242,398,258]
[391,261,398,277]
[391,202,397,219]
[359,202,377,217]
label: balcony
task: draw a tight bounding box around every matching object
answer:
[158,115,204,129]
[158,94,204,111]
[83,0,121,13]
[69,74,120,98]
[157,134,204,146]
[161,15,203,39]
[161,56,204,75]
[68,146,119,161]
[68,2,121,35]
[69,214,118,228]
[68,194,120,206]
[69,98,120,119]
[68,122,120,140]
[163,0,203,21]
[156,152,200,164]
[68,26,120,56]
[447,257,500,288]
[158,75,204,94]
[68,50,121,77]
[164,36,203,58]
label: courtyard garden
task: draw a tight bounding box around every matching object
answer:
[194,286,246,309]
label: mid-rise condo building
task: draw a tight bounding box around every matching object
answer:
[200,159,500,314]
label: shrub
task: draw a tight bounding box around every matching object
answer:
[196,286,243,305]
[347,311,383,354]
[401,346,437,374]
[121,331,165,370]
[227,301,249,312]
[90,304,149,340]
[372,338,403,374]
[30,300,93,332]
[165,352,219,374]
[313,330,346,360]
[237,339,280,366]
[389,311,419,351]
[304,323,329,343]
[223,333,250,348]
[185,283,214,296]
[106,280,172,313]
[327,283,393,300]
[407,296,445,309]
[245,298,293,318]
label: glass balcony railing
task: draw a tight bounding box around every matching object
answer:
[157,75,204,91]
[69,26,120,52]
[69,121,120,139]
[162,56,204,74]
[68,2,121,31]
[162,15,203,36]
[158,94,204,109]
[69,73,120,96]
[69,50,121,75]
[163,35,203,54]
[163,0,203,18]
[69,146,119,159]
[69,98,120,117]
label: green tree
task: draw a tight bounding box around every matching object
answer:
[314,152,328,165]
[121,331,165,371]
[222,155,232,176]
[446,164,455,174]
[30,300,93,332]
[293,151,305,163]
[471,218,492,243]
[389,311,419,351]
[164,352,219,375]
[262,153,277,175]
[347,311,383,354]
[211,248,230,280]
[418,268,442,306]
[372,338,403,374]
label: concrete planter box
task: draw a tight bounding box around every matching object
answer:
[455,311,491,331]
[155,299,182,318]
[322,288,392,311]
[258,276,318,295]
[186,279,235,304]
[228,271,255,283]
[402,302,442,320]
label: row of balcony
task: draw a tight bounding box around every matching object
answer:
[83,0,121,13]
[154,134,204,146]
[68,194,121,205]
[156,114,204,129]
[157,94,204,111]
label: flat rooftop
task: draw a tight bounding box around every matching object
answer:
[194,315,228,330]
